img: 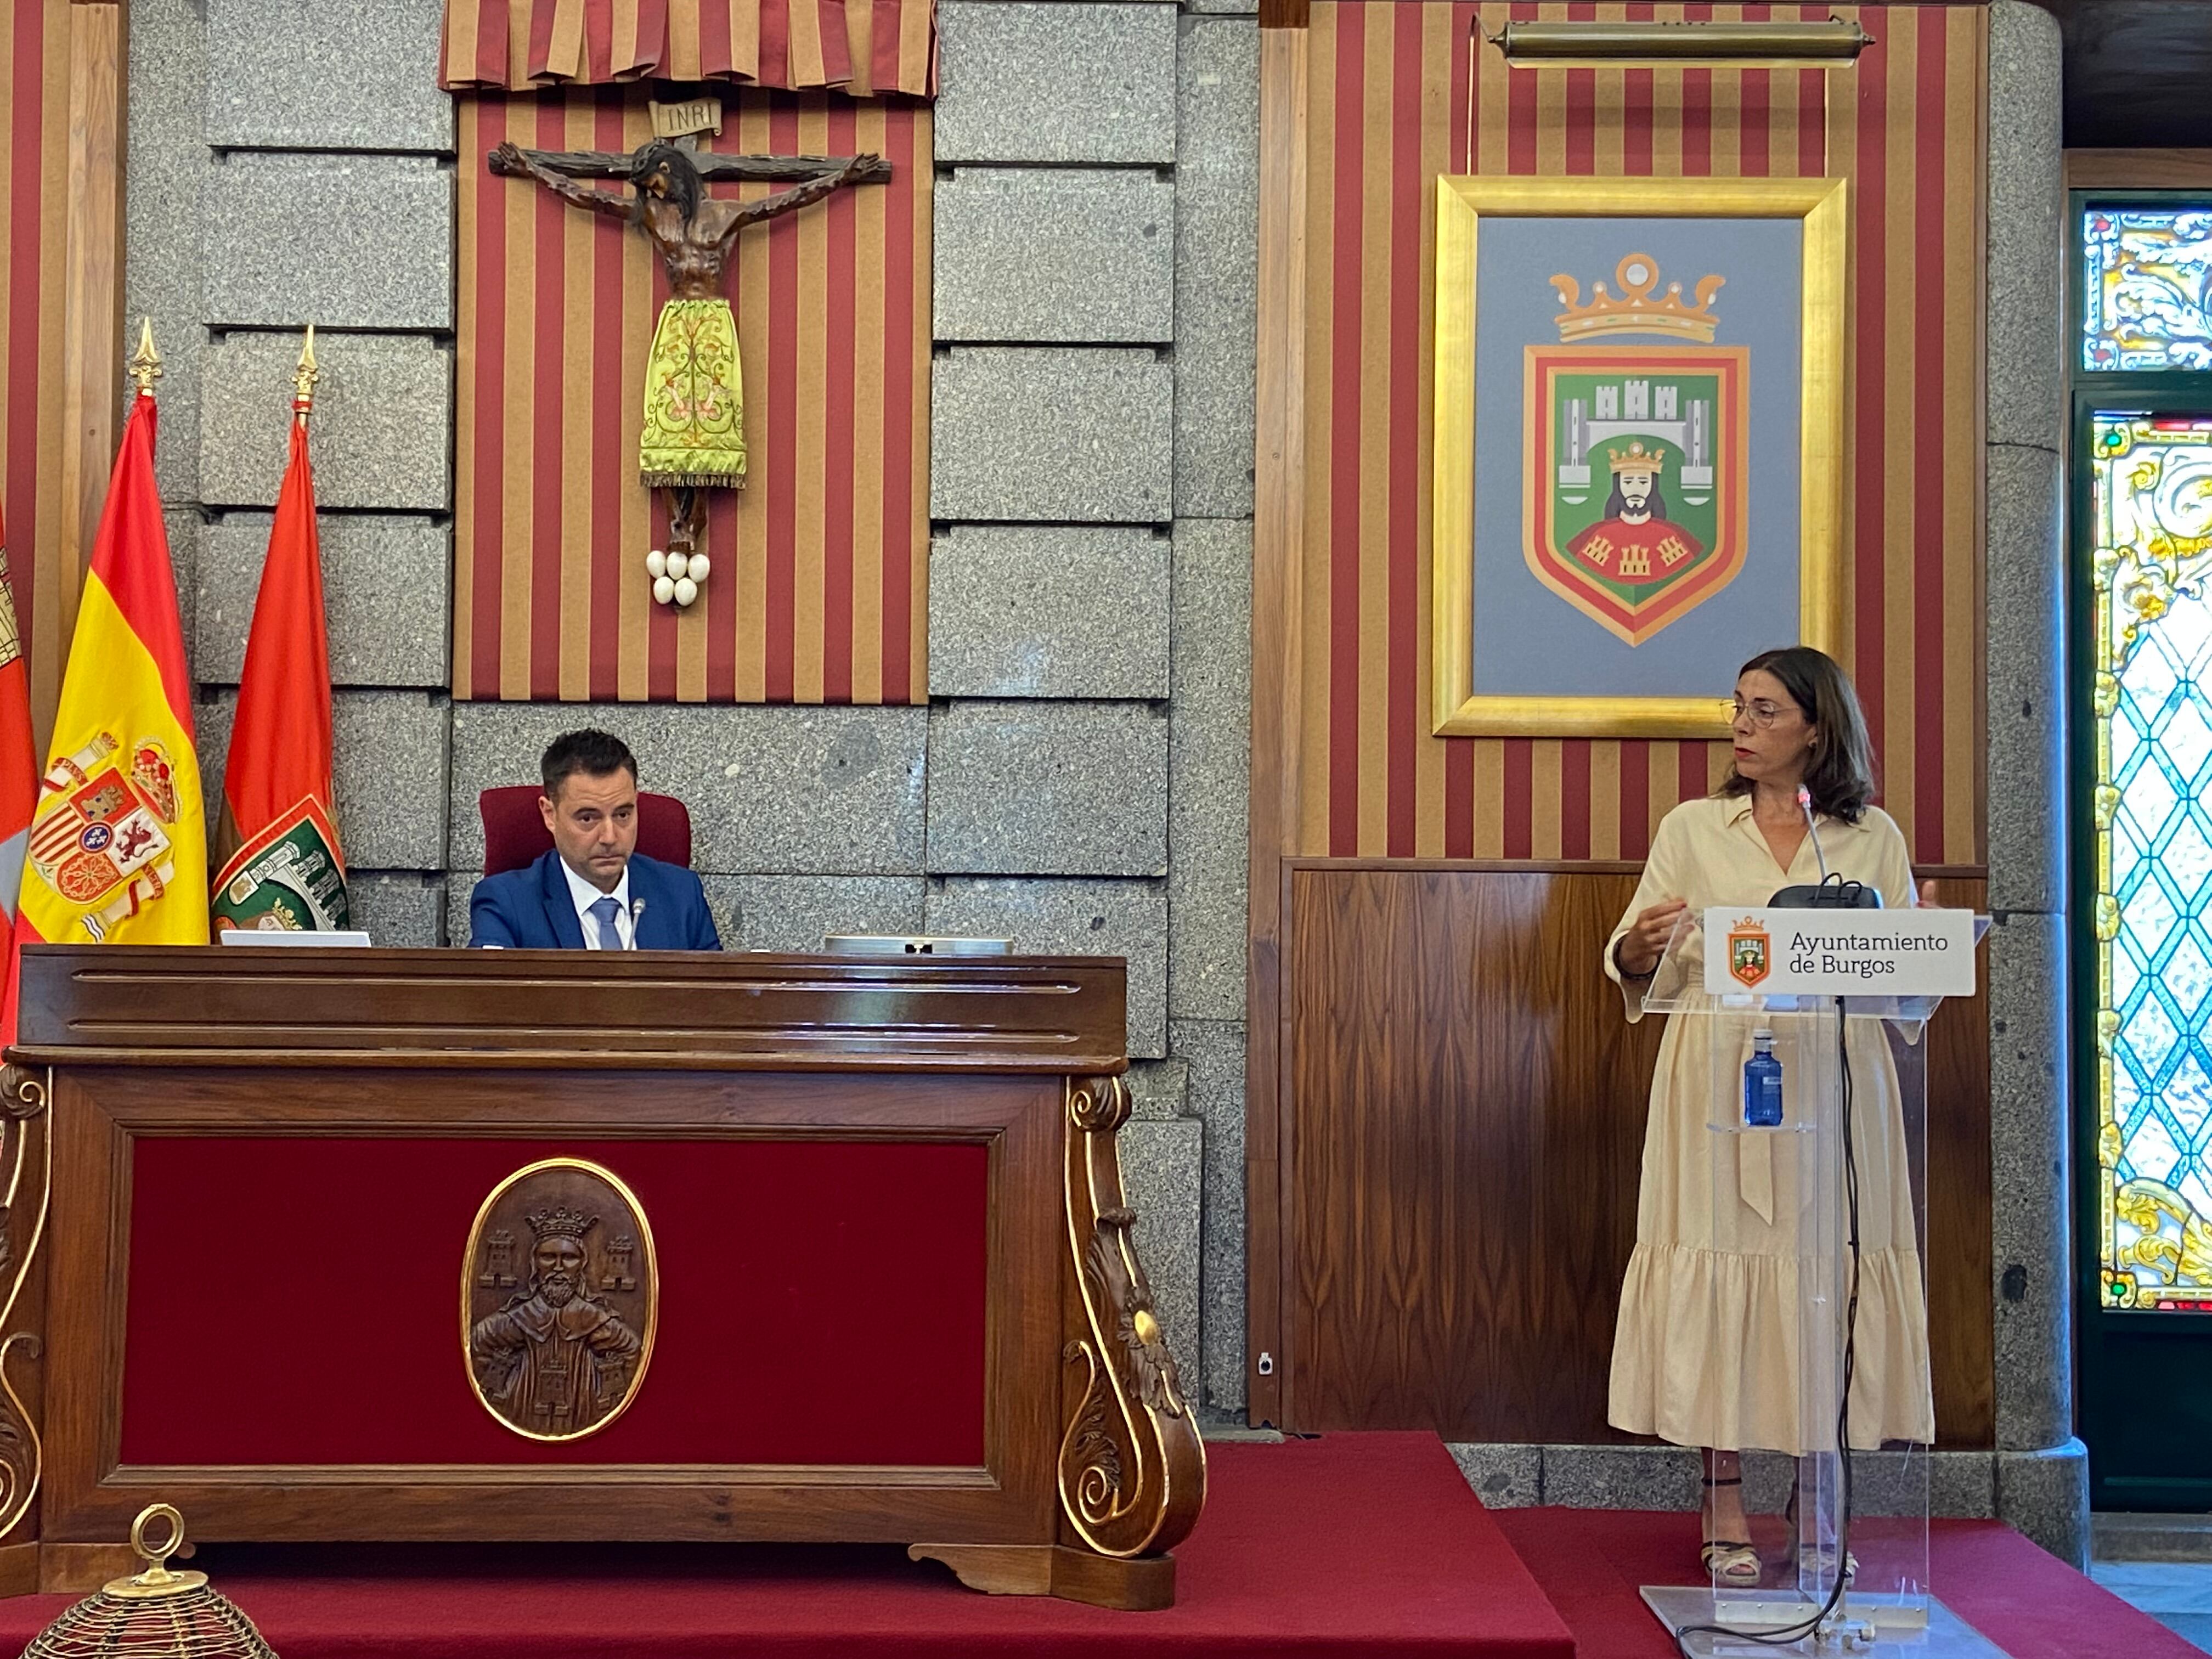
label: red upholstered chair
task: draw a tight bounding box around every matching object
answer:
[478,786,695,876]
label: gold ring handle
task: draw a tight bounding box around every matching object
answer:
[129,1503,184,1567]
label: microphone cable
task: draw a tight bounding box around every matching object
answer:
[1671,996,1863,1658]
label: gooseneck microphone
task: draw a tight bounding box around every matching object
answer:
[1797,783,1832,883]
[1771,785,1878,909]
[628,897,646,950]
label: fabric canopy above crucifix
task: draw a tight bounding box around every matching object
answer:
[440,0,938,100]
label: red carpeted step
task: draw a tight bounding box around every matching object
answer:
[0,1434,1573,1658]
[1493,1506,2208,1659]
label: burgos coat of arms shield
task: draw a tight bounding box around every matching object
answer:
[1522,253,1750,647]
[1727,916,1773,989]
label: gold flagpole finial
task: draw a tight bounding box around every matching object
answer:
[127,318,162,396]
[292,324,319,423]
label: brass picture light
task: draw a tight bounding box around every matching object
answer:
[1488,16,1874,69]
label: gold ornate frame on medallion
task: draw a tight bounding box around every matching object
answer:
[1429,175,1849,738]
[460,1156,661,1444]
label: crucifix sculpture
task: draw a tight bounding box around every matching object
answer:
[488,136,891,566]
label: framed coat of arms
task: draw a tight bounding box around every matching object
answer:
[1430,177,1848,737]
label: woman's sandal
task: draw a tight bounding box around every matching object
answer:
[1700,1475,1762,1587]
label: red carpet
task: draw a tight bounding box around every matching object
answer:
[0,1435,1573,1659]
[1494,1506,2208,1659]
[4,1441,2177,1658]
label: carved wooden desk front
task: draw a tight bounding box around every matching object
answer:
[0,947,1204,1607]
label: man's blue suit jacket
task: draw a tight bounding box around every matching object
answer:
[468,850,721,950]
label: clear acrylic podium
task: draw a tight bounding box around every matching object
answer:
[1634,913,2000,1658]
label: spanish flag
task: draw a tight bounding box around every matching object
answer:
[19,363,207,946]
[212,331,346,933]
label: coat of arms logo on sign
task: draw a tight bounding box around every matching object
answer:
[1522,253,1750,647]
[1727,916,1773,989]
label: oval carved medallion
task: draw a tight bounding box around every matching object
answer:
[461,1158,657,1442]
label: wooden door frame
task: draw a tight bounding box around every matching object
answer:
[1245,0,1310,1429]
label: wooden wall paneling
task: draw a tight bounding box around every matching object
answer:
[1284,864,1661,1440]
[1281,863,1995,1449]
[54,0,124,732]
[2064,148,2212,189]
[1246,1,1310,1429]
[1922,874,1994,1447]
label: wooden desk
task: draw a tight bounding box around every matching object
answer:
[0,947,1204,1607]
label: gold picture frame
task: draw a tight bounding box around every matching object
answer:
[1430,175,1848,738]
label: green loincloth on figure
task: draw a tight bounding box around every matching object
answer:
[640,297,746,488]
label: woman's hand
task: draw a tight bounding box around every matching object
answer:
[1914,879,1939,908]
[1616,899,1689,979]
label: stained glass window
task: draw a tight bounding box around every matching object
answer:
[2091,415,2212,1311]
[2084,207,2212,372]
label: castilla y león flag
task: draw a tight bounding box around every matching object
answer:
[212,390,347,933]
[20,390,207,945]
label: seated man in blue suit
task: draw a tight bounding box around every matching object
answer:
[469,730,721,951]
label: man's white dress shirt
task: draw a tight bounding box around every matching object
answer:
[560,859,635,950]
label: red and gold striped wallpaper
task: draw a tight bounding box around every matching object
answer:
[453,89,930,703]
[2,0,78,735]
[1301,2,1984,866]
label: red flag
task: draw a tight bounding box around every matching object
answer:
[0,508,42,1046]
[211,344,347,933]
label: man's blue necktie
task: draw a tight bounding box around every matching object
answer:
[589,895,624,950]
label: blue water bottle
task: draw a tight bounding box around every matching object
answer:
[1743,1028,1784,1128]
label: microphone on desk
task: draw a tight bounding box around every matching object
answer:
[628,898,646,950]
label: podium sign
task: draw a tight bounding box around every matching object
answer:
[1701,906,1978,999]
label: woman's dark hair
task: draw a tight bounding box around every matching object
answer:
[629,141,702,223]
[1719,645,1877,823]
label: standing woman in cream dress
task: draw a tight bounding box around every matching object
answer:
[1604,646,1933,1584]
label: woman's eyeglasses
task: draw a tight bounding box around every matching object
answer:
[1730,698,1796,730]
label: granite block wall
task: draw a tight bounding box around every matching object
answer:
[927,0,1258,1414]
[132,0,459,933]
[129,0,1259,1425]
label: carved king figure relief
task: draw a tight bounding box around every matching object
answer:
[462,1159,657,1441]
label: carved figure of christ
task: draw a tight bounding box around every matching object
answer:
[488,138,891,549]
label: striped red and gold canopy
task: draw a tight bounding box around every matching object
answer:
[439,0,936,100]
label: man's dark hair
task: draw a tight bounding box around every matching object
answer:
[629,141,702,223]
[1718,645,1878,824]
[541,729,637,797]
[1604,477,1667,520]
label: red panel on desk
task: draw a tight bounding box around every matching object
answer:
[121,1137,989,1466]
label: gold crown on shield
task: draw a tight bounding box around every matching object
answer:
[1606,441,1668,475]
[1549,253,1724,344]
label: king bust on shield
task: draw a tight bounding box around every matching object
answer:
[1523,253,1750,647]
